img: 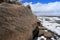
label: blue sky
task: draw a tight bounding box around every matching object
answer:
[21,0,60,4]
[21,0,60,16]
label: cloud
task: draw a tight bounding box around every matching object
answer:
[23,2,60,16]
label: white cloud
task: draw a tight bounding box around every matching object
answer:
[23,2,60,16]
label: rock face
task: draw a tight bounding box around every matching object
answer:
[0,0,18,2]
[0,0,10,3]
[0,2,38,40]
[44,32,52,38]
[37,22,53,40]
[0,0,18,4]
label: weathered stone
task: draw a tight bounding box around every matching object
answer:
[0,0,10,3]
[38,27,47,30]
[38,30,44,36]
[0,0,18,4]
[26,5,31,9]
[15,2,22,5]
[44,32,52,38]
[0,2,38,40]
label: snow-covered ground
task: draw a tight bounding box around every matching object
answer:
[38,17,60,35]
[37,17,60,40]
[37,36,56,40]
[37,36,46,40]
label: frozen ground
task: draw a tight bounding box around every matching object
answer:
[37,17,60,40]
[38,17,60,35]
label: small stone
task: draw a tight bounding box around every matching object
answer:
[44,32,52,38]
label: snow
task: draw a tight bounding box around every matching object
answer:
[34,17,60,40]
[51,37,55,40]
[38,17,60,35]
[37,36,46,40]
[42,21,60,35]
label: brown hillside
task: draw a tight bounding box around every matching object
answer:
[0,2,38,40]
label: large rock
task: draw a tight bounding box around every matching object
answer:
[0,2,38,40]
[44,32,52,38]
[0,0,17,3]
[0,0,10,3]
[38,30,44,36]
[0,0,20,4]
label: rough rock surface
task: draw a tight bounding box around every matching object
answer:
[44,32,52,38]
[39,30,44,36]
[0,2,38,40]
[0,0,18,3]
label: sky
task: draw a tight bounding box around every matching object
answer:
[20,0,60,16]
[21,0,60,4]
